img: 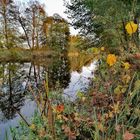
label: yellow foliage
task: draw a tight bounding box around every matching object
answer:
[122,75,131,84]
[56,114,63,120]
[123,62,131,70]
[108,111,114,118]
[112,102,120,114]
[114,85,123,94]
[97,123,104,132]
[30,124,36,130]
[106,54,117,66]
[92,47,100,54]
[125,21,138,35]
[101,47,105,51]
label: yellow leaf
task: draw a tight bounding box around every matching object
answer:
[101,47,105,51]
[122,75,131,84]
[97,123,104,132]
[108,111,114,118]
[107,54,117,66]
[56,114,63,120]
[123,62,131,70]
[121,87,127,93]
[112,102,120,114]
[30,124,36,130]
[114,85,122,94]
[92,47,100,54]
[125,21,138,35]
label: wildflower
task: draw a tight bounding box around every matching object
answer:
[56,104,64,113]
[125,21,138,35]
[123,62,130,70]
[107,54,117,66]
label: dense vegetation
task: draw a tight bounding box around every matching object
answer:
[1,0,140,140]
[0,0,71,59]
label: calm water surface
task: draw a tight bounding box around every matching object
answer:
[0,55,96,139]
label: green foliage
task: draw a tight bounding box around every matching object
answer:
[44,14,70,53]
[66,0,140,48]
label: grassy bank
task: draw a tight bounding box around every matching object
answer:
[0,48,56,62]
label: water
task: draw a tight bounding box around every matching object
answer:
[0,55,96,139]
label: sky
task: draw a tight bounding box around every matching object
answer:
[15,0,78,35]
[41,0,79,35]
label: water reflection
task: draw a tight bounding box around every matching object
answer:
[48,56,70,89]
[64,61,96,100]
[0,55,70,122]
[0,54,96,139]
[0,63,25,121]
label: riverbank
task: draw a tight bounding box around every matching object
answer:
[0,48,56,62]
[0,48,96,71]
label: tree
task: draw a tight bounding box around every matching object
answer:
[12,0,46,49]
[43,14,70,53]
[0,0,23,48]
[69,35,94,51]
[65,0,140,48]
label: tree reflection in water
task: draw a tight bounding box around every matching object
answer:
[48,55,70,90]
[0,55,70,121]
[0,63,25,121]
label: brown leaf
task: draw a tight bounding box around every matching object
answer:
[62,125,76,140]
[132,53,140,59]
[123,131,135,140]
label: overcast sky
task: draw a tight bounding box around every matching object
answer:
[15,0,78,35]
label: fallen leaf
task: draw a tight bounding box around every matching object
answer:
[123,131,135,140]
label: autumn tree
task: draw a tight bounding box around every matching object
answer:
[69,35,94,51]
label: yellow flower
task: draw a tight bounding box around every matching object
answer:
[107,54,117,66]
[125,21,138,35]
[123,62,130,70]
